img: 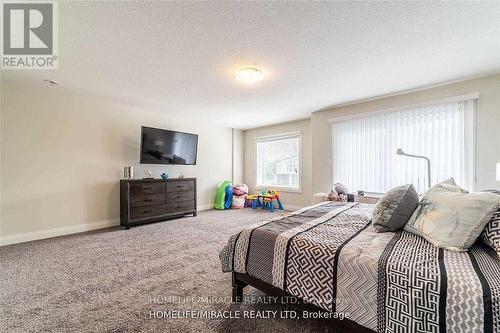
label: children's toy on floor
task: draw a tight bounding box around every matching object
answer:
[245,194,260,208]
[231,184,248,209]
[245,189,284,212]
[214,181,232,210]
[224,184,234,209]
[214,181,249,210]
[259,190,284,212]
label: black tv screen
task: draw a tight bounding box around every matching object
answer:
[140,127,198,165]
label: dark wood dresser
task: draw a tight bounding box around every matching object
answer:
[120,178,197,229]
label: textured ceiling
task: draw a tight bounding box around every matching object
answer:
[2,1,499,129]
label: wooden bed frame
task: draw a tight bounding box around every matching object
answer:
[232,272,375,333]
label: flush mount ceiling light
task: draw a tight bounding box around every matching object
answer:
[234,67,264,84]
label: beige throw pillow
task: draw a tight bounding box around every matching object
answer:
[404,179,500,251]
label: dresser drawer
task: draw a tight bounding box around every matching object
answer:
[130,204,166,220]
[167,190,195,202]
[167,200,195,213]
[166,180,195,193]
[130,182,165,195]
[130,193,166,208]
[121,178,197,229]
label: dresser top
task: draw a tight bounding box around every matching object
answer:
[120,178,196,183]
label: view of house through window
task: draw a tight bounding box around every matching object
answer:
[256,134,301,190]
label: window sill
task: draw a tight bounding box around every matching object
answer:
[255,185,302,194]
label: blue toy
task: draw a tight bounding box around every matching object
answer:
[224,185,233,209]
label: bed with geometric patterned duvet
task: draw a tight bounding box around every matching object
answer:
[219,201,500,333]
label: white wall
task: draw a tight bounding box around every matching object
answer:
[1,81,236,242]
[243,119,312,210]
[0,76,2,237]
[242,74,500,208]
[311,73,500,193]
[2,74,498,243]
[232,129,244,185]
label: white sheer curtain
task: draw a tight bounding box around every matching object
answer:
[332,102,468,194]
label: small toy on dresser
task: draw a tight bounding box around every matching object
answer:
[143,169,153,179]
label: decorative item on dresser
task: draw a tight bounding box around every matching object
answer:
[120,178,197,229]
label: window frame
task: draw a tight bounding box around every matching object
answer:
[255,131,302,193]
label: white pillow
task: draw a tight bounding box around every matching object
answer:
[404,179,500,251]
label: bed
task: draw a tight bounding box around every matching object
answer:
[219,201,500,333]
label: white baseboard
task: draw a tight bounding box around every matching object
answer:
[0,219,120,247]
[197,204,213,211]
[0,203,293,246]
[1,204,215,246]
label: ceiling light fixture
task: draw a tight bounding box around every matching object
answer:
[234,67,264,84]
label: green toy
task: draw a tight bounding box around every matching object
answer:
[214,181,232,210]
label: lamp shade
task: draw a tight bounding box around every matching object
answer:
[497,162,500,181]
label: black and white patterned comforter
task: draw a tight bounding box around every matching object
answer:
[219,201,500,333]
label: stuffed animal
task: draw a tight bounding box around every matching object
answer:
[327,189,347,202]
[326,190,339,201]
[334,183,349,195]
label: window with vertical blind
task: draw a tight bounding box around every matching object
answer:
[331,99,476,194]
[256,132,301,191]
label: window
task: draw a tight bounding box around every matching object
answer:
[256,132,301,191]
[331,99,476,194]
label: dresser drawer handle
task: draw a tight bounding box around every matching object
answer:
[142,210,152,214]
[144,199,153,202]
[143,187,152,190]
[176,185,184,188]
[176,195,181,198]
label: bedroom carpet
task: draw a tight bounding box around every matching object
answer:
[0,209,338,333]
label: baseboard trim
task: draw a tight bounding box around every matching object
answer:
[1,204,215,246]
[198,204,213,211]
[0,219,120,247]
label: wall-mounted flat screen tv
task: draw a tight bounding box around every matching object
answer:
[140,126,198,165]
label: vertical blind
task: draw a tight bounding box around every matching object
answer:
[331,102,467,194]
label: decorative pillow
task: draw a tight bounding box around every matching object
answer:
[404,179,500,251]
[481,207,500,258]
[434,177,468,193]
[372,184,419,233]
[334,183,349,195]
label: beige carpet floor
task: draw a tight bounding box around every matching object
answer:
[1,209,338,333]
